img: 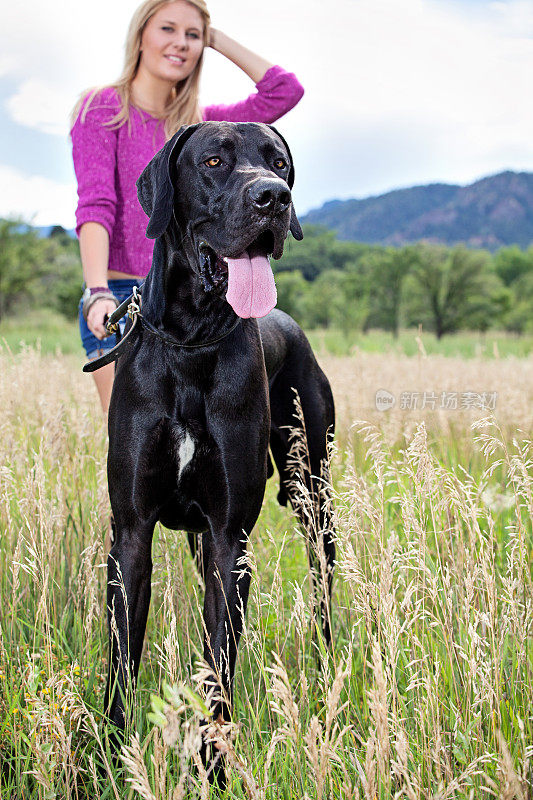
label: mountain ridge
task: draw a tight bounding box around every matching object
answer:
[15,171,533,251]
[301,170,533,250]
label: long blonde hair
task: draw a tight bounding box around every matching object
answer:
[72,0,210,138]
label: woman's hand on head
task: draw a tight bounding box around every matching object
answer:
[87,298,119,340]
[208,26,219,49]
[203,29,273,83]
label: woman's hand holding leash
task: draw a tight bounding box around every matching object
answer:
[87,297,119,340]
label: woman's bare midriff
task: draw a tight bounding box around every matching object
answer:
[107,270,143,280]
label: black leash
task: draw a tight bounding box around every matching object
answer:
[83,287,142,373]
[83,285,242,373]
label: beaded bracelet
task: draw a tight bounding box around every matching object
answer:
[82,288,119,321]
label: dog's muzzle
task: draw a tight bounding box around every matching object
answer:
[198,227,280,319]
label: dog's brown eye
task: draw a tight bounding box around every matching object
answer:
[274,158,286,169]
[205,157,221,167]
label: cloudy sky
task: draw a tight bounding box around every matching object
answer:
[1,0,532,227]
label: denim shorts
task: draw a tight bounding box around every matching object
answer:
[78,278,143,359]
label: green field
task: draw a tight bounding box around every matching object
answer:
[0,331,532,798]
[4,310,533,360]
[0,310,83,357]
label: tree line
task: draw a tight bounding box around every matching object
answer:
[2,219,533,338]
[274,226,532,338]
[0,221,81,324]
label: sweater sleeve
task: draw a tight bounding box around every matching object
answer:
[70,89,120,238]
[202,65,304,123]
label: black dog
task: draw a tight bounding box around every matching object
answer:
[101,121,335,778]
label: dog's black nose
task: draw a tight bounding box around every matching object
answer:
[249,180,291,214]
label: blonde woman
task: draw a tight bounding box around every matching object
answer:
[71,0,304,414]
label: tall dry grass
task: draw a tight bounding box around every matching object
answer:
[0,343,532,798]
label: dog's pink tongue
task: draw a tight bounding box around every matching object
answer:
[225,249,277,318]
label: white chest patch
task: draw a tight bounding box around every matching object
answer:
[178,431,195,480]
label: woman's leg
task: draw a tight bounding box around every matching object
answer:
[92,362,115,416]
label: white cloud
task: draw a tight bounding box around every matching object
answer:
[0,54,18,78]
[0,165,76,228]
[7,80,75,136]
[3,0,533,137]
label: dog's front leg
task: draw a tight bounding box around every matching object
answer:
[104,520,154,746]
[203,533,251,709]
[200,530,251,784]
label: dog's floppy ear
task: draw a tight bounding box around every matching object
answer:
[137,123,202,239]
[267,124,303,241]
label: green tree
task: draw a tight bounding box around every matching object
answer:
[298,267,370,336]
[503,271,533,333]
[43,252,83,318]
[493,245,533,287]
[276,224,378,281]
[274,270,309,324]
[361,246,417,337]
[0,220,45,322]
[334,264,370,338]
[407,244,503,338]
[300,270,343,328]
[0,219,83,322]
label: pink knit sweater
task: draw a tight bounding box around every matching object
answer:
[71,66,304,278]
